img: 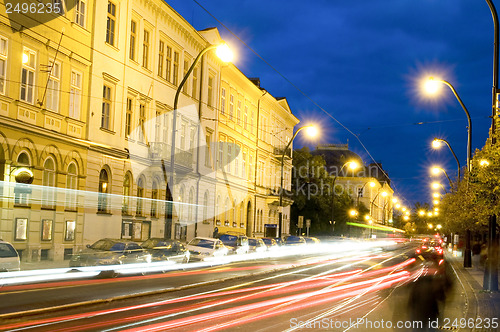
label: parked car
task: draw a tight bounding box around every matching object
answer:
[284,235,306,246]
[248,238,267,253]
[261,237,280,251]
[215,233,249,255]
[69,238,152,267]
[304,237,320,245]
[0,240,20,272]
[141,238,190,263]
[186,237,229,261]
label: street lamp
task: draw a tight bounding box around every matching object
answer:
[432,138,461,180]
[425,78,472,173]
[369,189,387,223]
[430,166,453,188]
[331,160,360,232]
[278,124,318,238]
[164,42,233,238]
[356,181,375,206]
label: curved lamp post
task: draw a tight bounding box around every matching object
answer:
[425,79,472,173]
[432,138,461,180]
[278,125,318,238]
[369,189,387,223]
[356,181,375,206]
[430,166,453,188]
[330,160,359,233]
[164,43,233,238]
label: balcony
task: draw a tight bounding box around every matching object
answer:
[149,142,193,169]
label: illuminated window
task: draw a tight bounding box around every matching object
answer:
[66,162,78,210]
[98,169,109,213]
[20,48,36,104]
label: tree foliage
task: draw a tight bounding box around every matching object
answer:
[290,147,356,236]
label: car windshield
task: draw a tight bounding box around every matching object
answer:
[188,239,214,249]
[0,243,18,258]
[248,239,257,246]
[218,235,237,246]
[286,236,302,243]
[90,239,125,252]
[261,238,271,245]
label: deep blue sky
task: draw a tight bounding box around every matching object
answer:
[167,0,495,208]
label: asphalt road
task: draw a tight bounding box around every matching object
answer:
[0,243,470,332]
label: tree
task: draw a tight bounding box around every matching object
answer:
[290,147,355,236]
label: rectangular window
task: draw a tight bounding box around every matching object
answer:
[207,75,214,107]
[173,51,179,85]
[229,94,234,120]
[46,61,60,112]
[242,152,247,178]
[180,122,186,150]
[237,101,241,125]
[158,40,164,77]
[192,65,198,98]
[101,84,112,130]
[182,59,189,94]
[138,103,145,141]
[125,97,133,137]
[75,0,86,27]
[20,48,36,104]
[0,37,6,95]
[221,88,226,115]
[227,143,232,173]
[218,140,224,169]
[69,70,82,119]
[234,146,239,175]
[205,133,212,167]
[142,30,150,69]
[106,1,116,46]
[251,111,255,134]
[244,106,248,130]
[129,20,136,61]
[166,45,172,82]
[151,186,158,218]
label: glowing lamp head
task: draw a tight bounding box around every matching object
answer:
[419,210,425,216]
[349,209,358,217]
[479,159,490,167]
[369,181,376,187]
[431,182,441,190]
[430,167,442,176]
[432,139,442,149]
[424,77,441,95]
[347,161,360,170]
[381,191,388,197]
[215,43,233,63]
[304,125,318,138]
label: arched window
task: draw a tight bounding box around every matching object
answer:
[122,173,131,214]
[66,162,78,210]
[14,152,32,205]
[42,157,56,208]
[136,177,144,216]
[151,179,158,217]
[98,169,109,213]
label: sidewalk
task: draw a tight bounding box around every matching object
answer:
[448,252,500,325]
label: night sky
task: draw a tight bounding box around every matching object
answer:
[167,0,495,208]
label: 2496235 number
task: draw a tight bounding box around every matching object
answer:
[442,317,498,329]
[6,1,62,14]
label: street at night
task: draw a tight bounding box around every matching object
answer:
[1,0,500,331]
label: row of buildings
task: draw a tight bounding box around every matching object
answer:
[0,0,299,262]
[0,1,394,263]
